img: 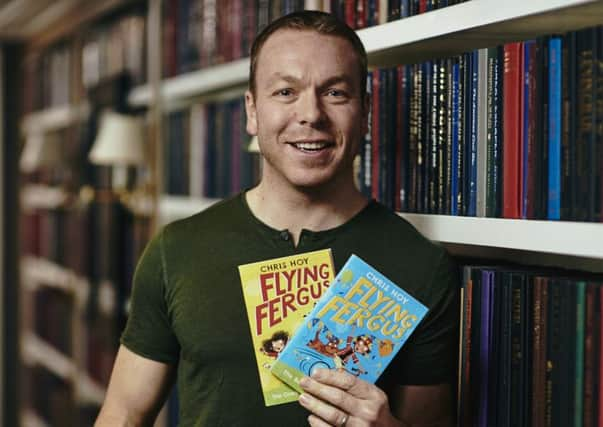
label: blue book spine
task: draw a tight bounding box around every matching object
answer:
[478,270,493,427]
[401,0,410,17]
[547,37,562,220]
[467,50,479,216]
[272,254,429,393]
[451,60,460,215]
[522,41,535,219]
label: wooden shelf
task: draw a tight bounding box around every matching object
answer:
[21,409,50,427]
[158,196,603,260]
[359,0,603,66]
[21,333,106,405]
[20,184,70,211]
[400,213,603,260]
[20,103,89,135]
[158,195,220,225]
[128,58,250,106]
[22,333,74,381]
[21,256,90,309]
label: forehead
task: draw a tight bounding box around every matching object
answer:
[255,29,360,84]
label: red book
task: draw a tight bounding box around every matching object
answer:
[503,42,524,219]
[356,0,366,29]
[345,0,356,29]
[419,0,428,14]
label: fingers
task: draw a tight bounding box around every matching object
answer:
[299,392,350,427]
[306,368,379,400]
[299,369,392,426]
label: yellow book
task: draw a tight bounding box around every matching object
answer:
[238,249,335,406]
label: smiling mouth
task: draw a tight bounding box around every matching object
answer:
[289,141,334,152]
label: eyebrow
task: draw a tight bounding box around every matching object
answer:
[265,73,355,90]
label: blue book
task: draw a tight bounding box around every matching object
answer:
[522,40,534,219]
[271,255,429,393]
[547,37,562,220]
[465,50,479,216]
[478,270,494,427]
[451,59,460,215]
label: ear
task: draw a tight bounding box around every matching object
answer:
[245,90,258,136]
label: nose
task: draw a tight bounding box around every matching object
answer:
[296,91,325,126]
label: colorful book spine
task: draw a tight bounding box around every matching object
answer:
[503,42,524,219]
[547,37,562,220]
[272,254,428,394]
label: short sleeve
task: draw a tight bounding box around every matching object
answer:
[121,229,180,364]
[389,250,460,385]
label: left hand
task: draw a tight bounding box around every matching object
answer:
[298,368,402,427]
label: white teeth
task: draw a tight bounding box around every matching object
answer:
[293,142,327,150]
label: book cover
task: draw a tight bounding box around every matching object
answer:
[271,254,428,394]
[238,249,335,406]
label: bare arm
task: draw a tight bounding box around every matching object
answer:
[95,345,176,427]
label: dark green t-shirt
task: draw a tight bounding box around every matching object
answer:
[122,193,459,427]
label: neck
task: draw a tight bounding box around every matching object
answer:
[246,177,368,246]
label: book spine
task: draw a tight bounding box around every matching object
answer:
[476,49,488,217]
[574,281,586,427]
[503,43,523,219]
[547,37,562,220]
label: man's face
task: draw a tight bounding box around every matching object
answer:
[245,29,368,191]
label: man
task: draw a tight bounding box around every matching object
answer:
[95,10,459,427]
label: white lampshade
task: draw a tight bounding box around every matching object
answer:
[89,111,145,166]
[19,132,62,173]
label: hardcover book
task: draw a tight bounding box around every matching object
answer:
[238,249,335,406]
[271,254,428,394]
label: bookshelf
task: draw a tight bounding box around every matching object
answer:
[14,1,152,426]
[151,0,603,269]
[9,0,603,426]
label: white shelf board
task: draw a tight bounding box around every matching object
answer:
[359,0,603,66]
[21,332,106,404]
[400,213,603,260]
[78,373,106,406]
[159,196,220,225]
[21,103,89,135]
[21,184,69,210]
[21,409,50,427]
[128,58,250,106]
[22,333,75,380]
[21,256,90,306]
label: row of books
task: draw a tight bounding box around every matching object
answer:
[163,98,261,198]
[22,4,146,113]
[23,366,76,427]
[19,190,150,423]
[331,0,469,30]
[162,0,306,76]
[358,26,603,222]
[458,265,603,427]
[162,0,469,78]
